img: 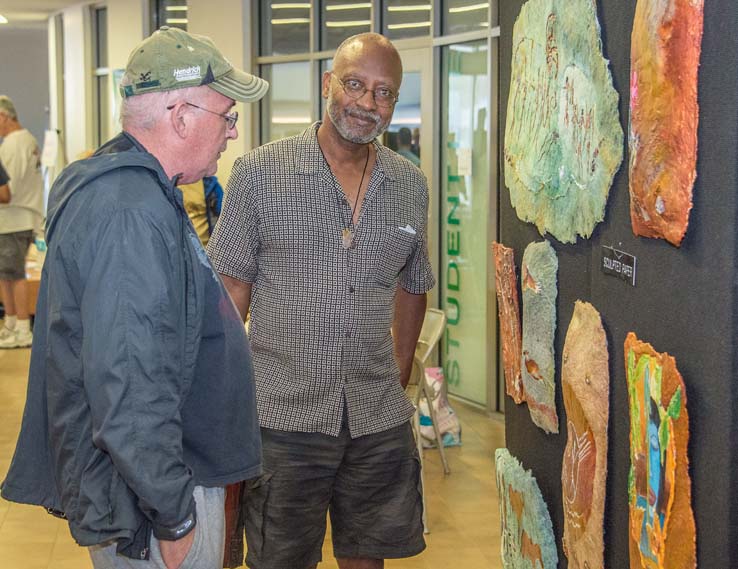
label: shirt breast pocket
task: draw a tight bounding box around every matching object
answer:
[375,211,418,288]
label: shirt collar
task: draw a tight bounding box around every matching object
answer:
[295,121,398,182]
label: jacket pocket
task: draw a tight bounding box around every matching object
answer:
[76,448,115,530]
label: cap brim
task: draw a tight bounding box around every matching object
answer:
[210,68,269,103]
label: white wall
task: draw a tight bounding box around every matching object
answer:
[188,0,256,181]
[61,4,93,161]
[49,0,260,179]
[0,28,49,144]
[107,0,147,137]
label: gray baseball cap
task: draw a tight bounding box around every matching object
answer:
[121,26,268,103]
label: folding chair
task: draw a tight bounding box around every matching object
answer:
[406,308,450,533]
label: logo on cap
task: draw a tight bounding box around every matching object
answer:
[173,66,202,82]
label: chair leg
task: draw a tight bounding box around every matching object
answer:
[412,408,430,534]
[423,380,451,475]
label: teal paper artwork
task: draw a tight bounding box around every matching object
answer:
[521,240,559,433]
[504,0,624,243]
[496,448,558,569]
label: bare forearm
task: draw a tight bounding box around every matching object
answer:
[159,530,195,569]
[393,288,427,388]
[220,274,252,322]
[0,184,9,204]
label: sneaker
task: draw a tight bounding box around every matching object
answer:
[0,329,32,349]
[0,326,14,341]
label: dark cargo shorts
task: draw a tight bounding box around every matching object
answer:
[0,230,33,281]
[244,421,425,569]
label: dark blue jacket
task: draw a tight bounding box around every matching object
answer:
[1,132,261,559]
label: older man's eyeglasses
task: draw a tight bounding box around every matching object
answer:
[333,76,398,108]
[167,102,239,130]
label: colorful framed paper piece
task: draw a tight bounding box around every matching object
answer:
[496,448,558,569]
[504,0,623,243]
[521,240,558,433]
[624,333,696,569]
[561,301,609,568]
[493,242,524,404]
[628,0,704,246]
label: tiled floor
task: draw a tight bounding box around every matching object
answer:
[0,346,504,568]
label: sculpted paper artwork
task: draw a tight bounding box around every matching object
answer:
[624,333,696,569]
[493,242,524,404]
[628,0,704,246]
[561,301,609,569]
[495,448,558,569]
[504,0,623,243]
[521,240,558,433]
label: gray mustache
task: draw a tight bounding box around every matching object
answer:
[346,109,380,124]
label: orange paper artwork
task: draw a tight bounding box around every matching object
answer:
[493,242,524,404]
[624,333,696,569]
[628,0,704,246]
[561,301,609,569]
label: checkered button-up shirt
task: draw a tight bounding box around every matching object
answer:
[207,123,436,437]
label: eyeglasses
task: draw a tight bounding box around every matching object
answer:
[166,101,239,130]
[333,76,399,108]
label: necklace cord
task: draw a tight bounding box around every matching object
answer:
[350,146,371,227]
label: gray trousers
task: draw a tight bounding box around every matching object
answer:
[89,486,225,569]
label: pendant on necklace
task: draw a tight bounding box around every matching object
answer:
[342,228,354,249]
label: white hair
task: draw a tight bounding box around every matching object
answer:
[0,95,18,121]
[119,84,210,132]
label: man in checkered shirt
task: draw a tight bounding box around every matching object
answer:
[208,33,435,569]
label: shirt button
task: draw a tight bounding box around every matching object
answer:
[348,286,355,293]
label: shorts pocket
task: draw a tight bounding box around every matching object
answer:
[243,474,273,559]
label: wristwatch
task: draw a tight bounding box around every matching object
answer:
[153,510,197,541]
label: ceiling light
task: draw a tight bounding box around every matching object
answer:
[387,5,431,11]
[271,18,311,24]
[389,117,421,125]
[272,116,312,124]
[271,3,311,8]
[386,21,431,29]
[448,2,488,13]
[0,14,8,24]
[325,20,371,27]
[165,6,188,11]
[166,18,188,24]
[326,3,371,10]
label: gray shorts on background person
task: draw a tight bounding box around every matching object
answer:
[244,422,425,569]
[0,230,33,281]
[89,486,225,569]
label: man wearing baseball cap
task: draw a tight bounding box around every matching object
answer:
[1,27,268,569]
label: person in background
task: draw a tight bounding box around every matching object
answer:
[396,126,420,167]
[0,159,9,199]
[1,27,268,569]
[178,175,223,246]
[0,96,44,349]
[208,32,434,569]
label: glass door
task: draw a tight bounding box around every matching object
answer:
[382,48,438,308]
[440,40,492,406]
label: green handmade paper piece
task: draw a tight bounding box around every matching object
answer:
[504,0,623,243]
[495,448,558,569]
[521,240,558,433]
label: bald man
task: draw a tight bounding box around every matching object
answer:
[208,33,433,569]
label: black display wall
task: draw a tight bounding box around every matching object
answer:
[498,1,738,567]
